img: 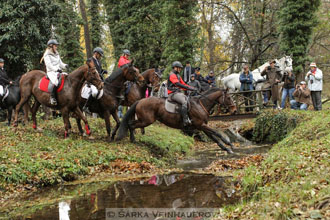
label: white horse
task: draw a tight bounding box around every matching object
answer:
[221,56,293,91]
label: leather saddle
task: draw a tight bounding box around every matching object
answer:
[164,96,190,114]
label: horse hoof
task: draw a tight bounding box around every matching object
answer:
[227,149,234,154]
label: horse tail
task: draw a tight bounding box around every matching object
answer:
[116,101,139,140]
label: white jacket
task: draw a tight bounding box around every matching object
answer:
[305,68,323,91]
[43,49,67,73]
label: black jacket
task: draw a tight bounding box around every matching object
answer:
[0,68,10,86]
[282,72,295,89]
[92,57,105,81]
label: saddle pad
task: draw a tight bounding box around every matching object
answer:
[81,84,103,99]
[39,75,65,93]
[165,99,180,114]
[1,87,9,102]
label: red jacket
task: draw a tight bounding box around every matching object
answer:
[118,56,130,68]
[167,72,191,94]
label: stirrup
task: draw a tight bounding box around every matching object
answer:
[50,97,57,105]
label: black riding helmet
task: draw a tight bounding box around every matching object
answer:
[47,39,59,46]
[172,61,183,69]
[93,47,104,56]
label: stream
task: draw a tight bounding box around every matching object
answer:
[4,120,272,220]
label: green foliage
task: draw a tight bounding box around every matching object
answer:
[104,0,200,72]
[278,0,321,76]
[0,0,60,77]
[89,0,102,48]
[253,110,299,143]
[161,0,200,75]
[55,0,84,69]
[0,118,192,189]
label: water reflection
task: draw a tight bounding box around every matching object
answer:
[24,173,238,220]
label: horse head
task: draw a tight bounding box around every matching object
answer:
[85,59,104,90]
[148,68,163,92]
[219,88,237,115]
[123,60,144,85]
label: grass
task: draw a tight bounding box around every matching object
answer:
[0,117,193,196]
[220,103,330,219]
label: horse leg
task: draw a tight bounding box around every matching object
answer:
[103,111,112,142]
[7,107,13,126]
[200,124,233,154]
[110,111,120,141]
[61,108,71,138]
[75,118,84,135]
[73,107,91,136]
[14,94,31,127]
[31,101,41,129]
[128,119,153,143]
[22,103,31,125]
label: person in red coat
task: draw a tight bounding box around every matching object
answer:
[167,61,197,126]
[118,49,131,68]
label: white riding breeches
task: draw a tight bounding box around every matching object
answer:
[0,85,3,96]
[47,71,59,86]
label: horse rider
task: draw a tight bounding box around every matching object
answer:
[118,49,131,68]
[167,61,197,127]
[0,58,13,99]
[261,59,282,108]
[42,39,68,105]
[83,47,107,112]
[117,49,132,102]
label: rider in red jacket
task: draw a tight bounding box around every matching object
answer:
[118,49,131,68]
[167,61,197,126]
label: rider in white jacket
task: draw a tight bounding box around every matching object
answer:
[43,39,68,105]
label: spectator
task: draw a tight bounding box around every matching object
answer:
[261,59,282,108]
[188,74,201,96]
[280,68,295,109]
[239,65,254,112]
[205,71,216,87]
[183,61,194,83]
[305,62,323,111]
[290,81,312,110]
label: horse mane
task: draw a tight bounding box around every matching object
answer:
[105,67,124,84]
[201,87,222,96]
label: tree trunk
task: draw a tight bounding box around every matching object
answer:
[79,0,92,58]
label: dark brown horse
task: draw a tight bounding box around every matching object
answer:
[76,62,143,141]
[116,88,237,154]
[122,68,162,106]
[13,60,103,137]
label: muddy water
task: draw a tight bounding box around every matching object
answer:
[14,173,238,220]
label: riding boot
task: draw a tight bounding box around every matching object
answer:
[50,87,57,105]
[181,104,192,127]
[83,95,92,114]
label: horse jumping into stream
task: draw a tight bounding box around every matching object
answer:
[13,59,103,137]
[76,61,144,141]
[116,88,237,154]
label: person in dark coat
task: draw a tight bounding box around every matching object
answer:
[205,71,216,87]
[280,68,295,109]
[188,74,201,96]
[261,59,282,108]
[183,61,194,83]
[0,58,12,97]
[239,65,254,112]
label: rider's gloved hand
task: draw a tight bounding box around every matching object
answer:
[57,69,63,73]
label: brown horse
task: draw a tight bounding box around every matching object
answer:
[122,68,162,106]
[116,88,237,154]
[13,60,103,137]
[76,62,143,141]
